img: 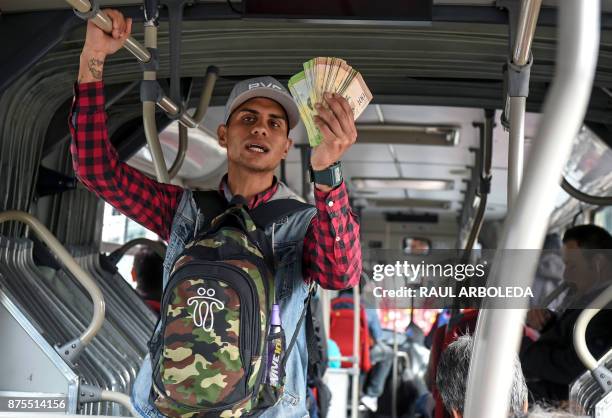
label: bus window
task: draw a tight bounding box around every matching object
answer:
[101,202,158,282]
[594,206,612,233]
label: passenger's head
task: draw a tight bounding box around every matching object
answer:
[131,247,164,300]
[217,77,299,175]
[405,237,431,255]
[436,335,528,418]
[562,225,612,292]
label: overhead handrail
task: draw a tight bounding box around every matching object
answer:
[573,283,612,395]
[107,237,166,266]
[0,211,105,363]
[464,109,494,252]
[464,2,600,418]
[168,124,188,179]
[561,177,612,206]
[504,0,542,210]
[66,0,219,182]
[67,0,196,123]
[167,69,218,179]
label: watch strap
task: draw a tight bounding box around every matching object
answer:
[309,161,343,187]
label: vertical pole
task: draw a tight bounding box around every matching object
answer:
[464,2,599,417]
[507,96,525,210]
[142,22,170,183]
[351,284,360,418]
[299,145,310,200]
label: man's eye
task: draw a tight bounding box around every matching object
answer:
[242,116,255,123]
[271,120,281,128]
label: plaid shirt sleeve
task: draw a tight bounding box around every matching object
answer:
[303,182,362,290]
[68,81,183,241]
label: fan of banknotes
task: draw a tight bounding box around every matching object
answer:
[288,57,373,147]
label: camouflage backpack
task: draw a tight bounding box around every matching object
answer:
[149,192,314,418]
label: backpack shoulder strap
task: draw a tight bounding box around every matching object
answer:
[249,199,314,229]
[282,284,317,370]
[193,190,228,230]
[193,191,313,231]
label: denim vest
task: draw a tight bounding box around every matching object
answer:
[131,183,317,418]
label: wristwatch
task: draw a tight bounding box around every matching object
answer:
[309,161,343,188]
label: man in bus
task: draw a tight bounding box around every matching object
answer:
[69,10,361,418]
[521,225,612,401]
[436,335,528,418]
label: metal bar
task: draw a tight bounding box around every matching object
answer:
[320,289,331,339]
[351,283,360,418]
[192,67,219,124]
[107,237,166,265]
[157,96,181,118]
[143,103,170,183]
[168,124,188,179]
[561,177,612,206]
[66,0,151,63]
[464,2,600,418]
[391,305,398,418]
[465,110,494,252]
[508,96,525,209]
[298,145,310,199]
[142,22,170,183]
[512,0,543,66]
[0,211,105,347]
[100,389,138,416]
[66,0,198,131]
[505,0,541,207]
[574,284,612,371]
[465,195,487,252]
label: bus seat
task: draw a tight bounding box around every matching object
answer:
[330,296,372,372]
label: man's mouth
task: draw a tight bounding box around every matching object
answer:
[245,143,269,153]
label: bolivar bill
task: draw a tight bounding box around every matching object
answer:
[339,73,373,119]
[289,57,374,147]
[288,71,324,147]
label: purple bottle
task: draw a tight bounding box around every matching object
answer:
[265,304,283,387]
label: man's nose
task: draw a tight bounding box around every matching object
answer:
[251,121,268,137]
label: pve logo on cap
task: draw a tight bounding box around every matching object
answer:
[248,82,283,90]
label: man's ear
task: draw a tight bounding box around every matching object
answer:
[217,124,228,149]
[131,268,137,283]
[282,137,294,159]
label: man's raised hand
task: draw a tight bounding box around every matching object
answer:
[309,93,358,190]
[78,9,132,83]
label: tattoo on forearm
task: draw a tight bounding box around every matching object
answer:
[88,57,104,80]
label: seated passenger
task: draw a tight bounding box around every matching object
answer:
[521,225,612,401]
[332,276,394,413]
[436,335,528,418]
[131,246,163,314]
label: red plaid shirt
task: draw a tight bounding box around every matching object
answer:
[69,81,361,290]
